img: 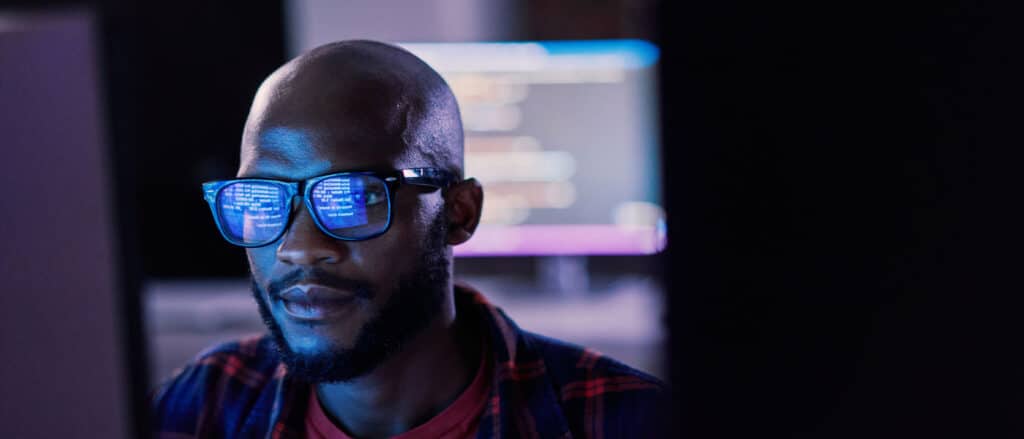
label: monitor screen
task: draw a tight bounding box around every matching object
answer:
[398,40,665,256]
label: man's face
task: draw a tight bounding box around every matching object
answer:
[240,120,452,382]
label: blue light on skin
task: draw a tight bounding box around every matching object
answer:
[260,126,314,158]
[289,330,325,353]
[240,126,337,180]
[240,125,373,354]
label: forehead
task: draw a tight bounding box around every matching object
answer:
[238,124,412,180]
[238,60,421,180]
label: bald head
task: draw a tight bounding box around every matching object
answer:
[241,40,463,178]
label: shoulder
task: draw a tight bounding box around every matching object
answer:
[150,334,283,436]
[523,331,671,437]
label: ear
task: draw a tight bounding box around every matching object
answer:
[445,178,483,246]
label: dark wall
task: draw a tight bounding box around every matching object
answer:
[659,1,1024,437]
[129,1,287,277]
[523,0,655,40]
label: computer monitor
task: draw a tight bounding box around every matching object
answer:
[0,10,135,438]
[398,40,665,256]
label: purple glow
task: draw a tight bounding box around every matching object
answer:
[454,224,667,257]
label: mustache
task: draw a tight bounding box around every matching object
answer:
[265,268,374,300]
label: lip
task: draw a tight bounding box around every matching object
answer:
[277,284,358,321]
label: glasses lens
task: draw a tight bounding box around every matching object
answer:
[216,181,289,245]
[309,174,390,239]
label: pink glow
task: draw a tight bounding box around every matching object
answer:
[454,224,666,257]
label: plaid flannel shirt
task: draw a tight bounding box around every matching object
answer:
[152,284,669,438]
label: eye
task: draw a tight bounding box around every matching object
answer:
[364,187,387,206]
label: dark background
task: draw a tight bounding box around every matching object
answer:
[659,1,1024,437]
[5,0,1023,436]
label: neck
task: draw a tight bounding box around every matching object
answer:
[314,291,480,438]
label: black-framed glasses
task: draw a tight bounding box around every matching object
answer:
[202,168,458,247]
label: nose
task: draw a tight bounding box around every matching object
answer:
[276,204,346,266]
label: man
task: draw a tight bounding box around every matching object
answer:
[152,40,667,438]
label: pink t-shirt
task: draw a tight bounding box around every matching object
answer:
[304,352,491,439]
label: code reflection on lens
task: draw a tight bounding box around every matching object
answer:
[219,182,286,243]
[312,176,370,230]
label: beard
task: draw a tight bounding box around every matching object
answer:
[251,212,450,383]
